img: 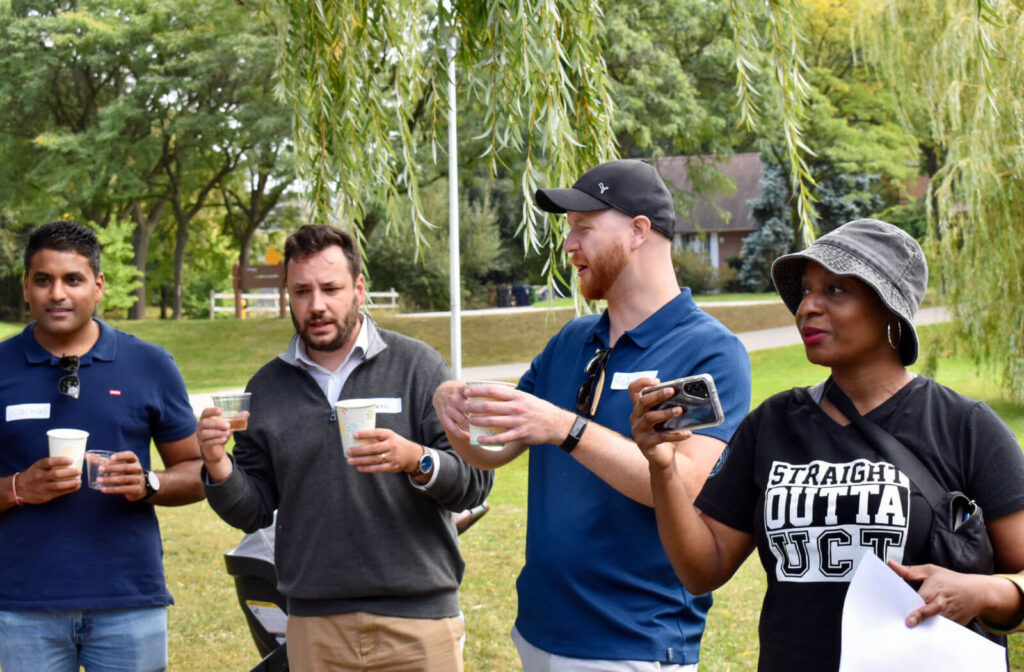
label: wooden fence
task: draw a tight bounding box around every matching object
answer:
[209,288,400,319]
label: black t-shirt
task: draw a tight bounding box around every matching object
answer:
[696,376,1024,672]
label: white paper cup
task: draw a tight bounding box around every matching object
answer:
[465,380,515,450]
[85,450,115,490]
[336,399,377,457]
[47,428,89,472]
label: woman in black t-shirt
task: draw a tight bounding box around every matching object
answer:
[628,219,1024,671]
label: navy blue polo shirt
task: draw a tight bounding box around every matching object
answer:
[514,289,752,664]
[0,320,196,611]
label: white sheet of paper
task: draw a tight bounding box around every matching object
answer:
[839,552,1006,672]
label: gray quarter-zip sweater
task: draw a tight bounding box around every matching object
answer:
[205,315,493,618]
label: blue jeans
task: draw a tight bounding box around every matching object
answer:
[0,607,167,672]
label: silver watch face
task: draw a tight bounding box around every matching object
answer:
[146,470,161,492]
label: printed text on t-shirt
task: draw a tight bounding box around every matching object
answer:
[764,459,909,582]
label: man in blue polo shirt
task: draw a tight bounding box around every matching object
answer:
[433,160,752,670]
[0,221,204,672]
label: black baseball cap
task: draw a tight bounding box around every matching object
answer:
[534,159,675,238]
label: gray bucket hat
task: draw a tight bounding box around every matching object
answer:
[770,218,928,365]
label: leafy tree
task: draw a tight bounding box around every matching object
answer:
[264,0,616,281]
[0,0,292,319]
[733,0,1024,400]
[601,0,749,159]
[365,181,511,311]
[91,219,142,317]
[729,0,918,246]
[851,1,1024,400]
[738,163,792,291]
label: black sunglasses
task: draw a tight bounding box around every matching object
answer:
[58,355,80,400]
[576,347,611,417]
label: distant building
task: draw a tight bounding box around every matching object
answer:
[653,153,763,268]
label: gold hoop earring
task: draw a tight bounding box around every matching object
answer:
[887,320,902,350]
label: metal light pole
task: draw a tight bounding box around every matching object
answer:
[446,30,462,378]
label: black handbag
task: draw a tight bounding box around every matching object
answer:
[825,380,995,575]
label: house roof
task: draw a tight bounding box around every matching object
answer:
[652,153,762,235]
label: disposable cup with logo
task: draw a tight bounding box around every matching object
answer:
[336,399,377,457]
[46,428,89,476]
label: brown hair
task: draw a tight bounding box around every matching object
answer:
[284,225,361,280]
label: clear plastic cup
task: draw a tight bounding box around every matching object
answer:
[85,450,115,490]
[212,393,252,432]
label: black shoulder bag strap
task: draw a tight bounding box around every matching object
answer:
[824,378,994,578]
[823,378,945,509]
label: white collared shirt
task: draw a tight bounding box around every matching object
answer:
[294,315,369,404]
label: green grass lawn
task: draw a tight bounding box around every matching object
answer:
[0,322,20,341]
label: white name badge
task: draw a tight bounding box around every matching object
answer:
[371,398,403,414]
[610,371,659,390]
[6,403,51,422]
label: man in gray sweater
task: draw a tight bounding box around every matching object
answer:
[198,224,492,672]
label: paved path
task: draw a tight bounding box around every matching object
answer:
[397,298,781,319]
[188,306,951,414]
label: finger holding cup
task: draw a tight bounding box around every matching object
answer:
[464,381,516,450]
[211,392,251,432]
[46,428,88,478]
[336,399,377,458]
[85,450,115,490]
[91,451,146,500]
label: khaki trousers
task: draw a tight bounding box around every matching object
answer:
[286,611,464,672]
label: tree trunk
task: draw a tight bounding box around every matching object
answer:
[128,200,166,320]
[160,285,169,320]
[172,209,188,320]
[239,225,256,269]
[130,218,153,320]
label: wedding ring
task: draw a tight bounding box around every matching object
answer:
[380,454,386,464]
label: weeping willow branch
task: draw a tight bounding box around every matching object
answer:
[853,0,1024,401]
[263,0,617,285]
[729,0,819,246]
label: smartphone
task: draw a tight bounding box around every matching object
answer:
[641,373,725,432]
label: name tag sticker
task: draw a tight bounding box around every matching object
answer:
[610,371,659,390]
[372,398,403,414]
[6,403,51,422]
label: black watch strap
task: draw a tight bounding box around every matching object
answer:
[559,415,589,454]
[141,470,160,501]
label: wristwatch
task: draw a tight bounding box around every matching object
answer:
[142,470,161,501]
[559,415,589,454]
[417,448,434,476]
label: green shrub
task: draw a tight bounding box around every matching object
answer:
[672,248,736,294]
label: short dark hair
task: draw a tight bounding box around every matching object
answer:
[25,221,102,276]
[284,225,361,280]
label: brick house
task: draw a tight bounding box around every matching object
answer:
[652,153,763,269]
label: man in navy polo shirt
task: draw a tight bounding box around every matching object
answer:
[434,160,752,670]
[0,221,204,672]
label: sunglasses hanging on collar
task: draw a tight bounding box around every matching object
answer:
[575,347,610,418]
[58,355,80,400]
